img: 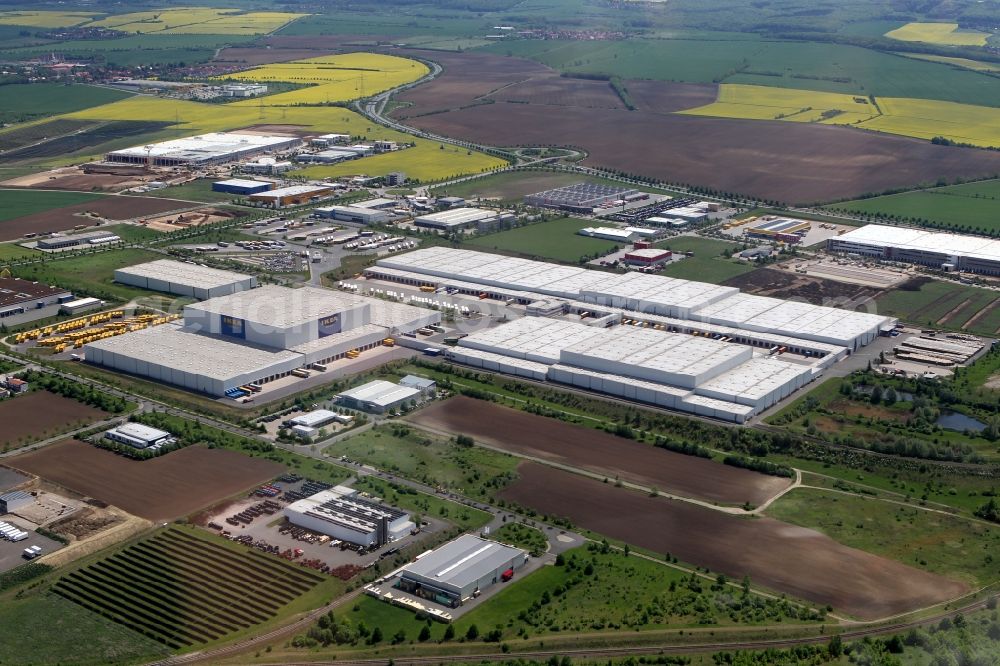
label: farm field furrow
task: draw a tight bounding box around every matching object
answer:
[407,397,790,506]
[500,462,968,620]
[0,391,109,451]
[8,440,285,521]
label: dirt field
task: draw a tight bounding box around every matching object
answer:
[493,77,625,110]
[723,268,881,308]
[391,51,1000,204]
[0,391,109,449]
[408,397,789,506]
[501,463,967,620]
[8,440,285,521]
[215,34,388,65]
[3,167,145,192]
[143,207,235,232]
[0,195,203,240]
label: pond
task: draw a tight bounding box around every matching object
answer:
[936,411,987,433]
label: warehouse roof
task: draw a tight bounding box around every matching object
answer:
[338,380,421,407]
[749,217,810,233]
[117,259,252,290]
[109,132,295,160]
[214,178,271,189]
[290,410,340,428]
[288,323,386,356]
[459,317,607,364]
[186,285,368,330]
[402,534,524,591]
[109,423,171,442]
[578,227,634,240]
[249,184,331,199]
[354,198,397,209]
[289,488,408,533]
[85,324,301,380]
[0,277,70,308]
[415,208,498,227]
[695,356,812,402]
[834,224,1000,262]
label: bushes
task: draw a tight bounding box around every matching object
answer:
[19,370,129,413]
[0,562,52,592]
[723,456,794,478]
[974,497,1000,523]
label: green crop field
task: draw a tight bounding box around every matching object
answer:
[0,594,169,665]
[767,488,1000,587]
[0,189,105,223]
[327,424,519,500]
[826,180,1000,234]
[53,527,327,649]
[0,83,132,125]
[484,38,1000,108]
[0,33,256,67]
[656,236,755,283]
[11,248,160,301]
[874,278,1000,335]
[466,217,621,263]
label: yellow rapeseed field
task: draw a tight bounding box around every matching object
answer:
[61,95,505,181]
[680,85,879,126]
[680,84,1000,148]
[884,22,990,47]
[86,7,304,35]
[221,54,429,106]
[0,10,97,28]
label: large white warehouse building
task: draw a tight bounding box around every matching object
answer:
[828,224,1000,275]
[115,260,257,300]
[371,247,894,349]
[85,284,439,396]
[106,132,300,167]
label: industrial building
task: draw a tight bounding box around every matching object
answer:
[248,184,335,208]
[399,375,436,395]
[212,179,274,195]
[0,277,73,327]
[288,409,349,429]
[295,149,360,164]
[311,133,351,148]
[242,158,293,175]
[624,248,672,266]
[106,132,300,167]
[104,423,173,449]
[84,285,439,396]
[0,490,32,514]
[373,248,892,349]
[745,217,810,244]
[313,205,390,225]
[115,260,258,299]
[525,183,642,214]
[354,198,398,210]
[578,227,636,242]
[395,534,527,608]
[37,231,120,250]
[60,297,103,315]
[337,380,423,413]
[414,208,512,232]
[284,486,412,547]
[828,224,1000,275]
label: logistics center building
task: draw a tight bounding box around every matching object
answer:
[828,224,1000,275]
[106,132,300,167]
[115,259,258,300]
[284,487,412,548]
[84,284,440,396]
[395,535,527,608]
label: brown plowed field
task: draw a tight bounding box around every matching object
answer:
[501,463,967,620]
[493,77,625,109]
[0,195,201,241]
[215,35,392,65]
[390,50,1000,204]
[723,267,880,307]
[408,397,789,506]
[9,439,284,521]
[0,391,108,449]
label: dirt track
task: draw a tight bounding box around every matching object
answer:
[391,50,1000,204]
[408,397,789,506]
[0,391,108,449]
[0,195,202,240]
[501,463,968,620]
[9,440,284,521]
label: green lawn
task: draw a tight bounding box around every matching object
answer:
[825,180,1000,234]
[139,179,244,204]
[0,83,132,125]
[327,424,520,500]
[351,475,492,531]
[493,522,548,556]
[10,248,161,301]
[0,189,105,223]
[0,242,40,262]
[0,594,169,665]
[656,236,755,283]
[766,488,1000,588]
[466,216,620,263]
